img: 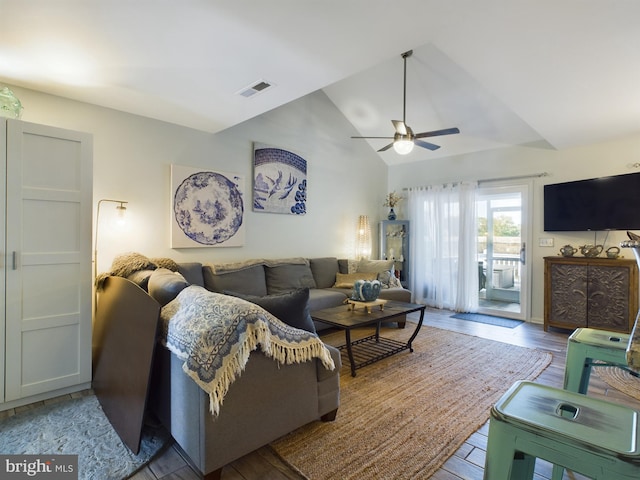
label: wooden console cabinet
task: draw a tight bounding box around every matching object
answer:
[544,256,638,333]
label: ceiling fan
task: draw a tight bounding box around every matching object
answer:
[351,50,460,155]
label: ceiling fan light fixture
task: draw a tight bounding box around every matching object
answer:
[351,49,460,153]
[393,139,414,155]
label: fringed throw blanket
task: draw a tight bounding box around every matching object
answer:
[159,285,335,415]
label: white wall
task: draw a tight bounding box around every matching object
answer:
[6,85,388,273]
[14,81,639,323]
[388,134,640,323]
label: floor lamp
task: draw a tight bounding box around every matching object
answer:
[93,199,128,314]
[356,215,372,260]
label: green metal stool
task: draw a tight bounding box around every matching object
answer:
[564,327,631,394]
[484,380,640,480]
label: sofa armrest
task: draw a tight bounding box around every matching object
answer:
[317,344,341,419]
[317,344,341,382]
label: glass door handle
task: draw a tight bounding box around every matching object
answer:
[520,243,526,265]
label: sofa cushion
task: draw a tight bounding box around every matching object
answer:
[308,288,349,311]
[309,257,339,289]
[378,287,412,302]
[177,262,205,287]
[149,268,190,306]
[357,259,394,274]
[265,262,316,294]
[333,272,378,289]
[203,264,267,296]
[224,288,316,333]
[338,259,358,274]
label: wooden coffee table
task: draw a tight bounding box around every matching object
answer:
[311,300,426,376]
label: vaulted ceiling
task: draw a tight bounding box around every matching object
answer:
[1,1,639,165]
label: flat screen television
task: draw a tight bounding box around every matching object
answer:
[544,172,640,231]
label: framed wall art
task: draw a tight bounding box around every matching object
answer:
[171,164,245,248]
[253,143,307,215]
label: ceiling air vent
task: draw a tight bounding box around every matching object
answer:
[237,79,275,98]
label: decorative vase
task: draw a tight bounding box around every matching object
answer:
[0,86,23,119]
[351,279,382,302]
[388,208,397,220]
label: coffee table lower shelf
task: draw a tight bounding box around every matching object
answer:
[338,335,410,374]
[312,301,425,377]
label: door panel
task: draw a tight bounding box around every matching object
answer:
[4,120,92,402]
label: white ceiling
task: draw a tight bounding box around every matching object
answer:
[1,0,639,165]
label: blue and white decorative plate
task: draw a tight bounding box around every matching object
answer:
[253,143,307,215]
[174,170,244,245]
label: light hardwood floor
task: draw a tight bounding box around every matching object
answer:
[5,307,621,480]
[130,308,640,480]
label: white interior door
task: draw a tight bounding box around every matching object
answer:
[4,120,92,401]
[0,121,6,403]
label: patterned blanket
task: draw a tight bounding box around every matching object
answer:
[159,285,335,415]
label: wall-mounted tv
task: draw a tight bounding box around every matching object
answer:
[544,172,640,231]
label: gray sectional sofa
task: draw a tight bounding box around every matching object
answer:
[177,256,412,331]
[95,254,410,480]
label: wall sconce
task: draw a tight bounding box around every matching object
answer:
[355,215,372,260]
[94,199,128,282]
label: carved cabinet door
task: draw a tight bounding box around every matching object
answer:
[549,263,588,328]
[587,265,630,331]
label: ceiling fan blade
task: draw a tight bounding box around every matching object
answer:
[377,142,395,152]
[414,127,460,139]
[351,136,394,139]
[392,120,407,135]
[414,139,441,151]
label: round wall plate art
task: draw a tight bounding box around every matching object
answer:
[171,164,245,248]
[253,143,307,215]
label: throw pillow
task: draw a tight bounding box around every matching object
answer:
[265,263,317,294]
[224,288,316,334]
[388,273,403,288]
[309,257,339,289]
[377,270,403,288]
[377,270,393,289]
[357,259,394,273]
[333,272,378,288]
[149,268,190,306]
[202,264,268,296]
[127,269,155,291]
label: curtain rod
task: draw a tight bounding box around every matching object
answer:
[403,172,549,191]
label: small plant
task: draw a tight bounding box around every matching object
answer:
[383,191,403,208]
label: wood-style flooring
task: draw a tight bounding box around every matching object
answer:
[131,308,640,479]
[132,309,640,480]
[11,307,637,479]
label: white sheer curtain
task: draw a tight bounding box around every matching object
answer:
[408,182,479,312]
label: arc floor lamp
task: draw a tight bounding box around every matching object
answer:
[93,198,128,287]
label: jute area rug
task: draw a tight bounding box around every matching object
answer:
[271,325,552,480]
[594,366,640,401]
[0,393,170,479]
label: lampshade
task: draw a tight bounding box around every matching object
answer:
[355,215,372,260]
[393,139,414,155]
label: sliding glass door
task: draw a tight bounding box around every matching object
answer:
[476,184,530,320]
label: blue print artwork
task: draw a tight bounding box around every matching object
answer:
[171,165,245,248]
[253,144,307,215]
